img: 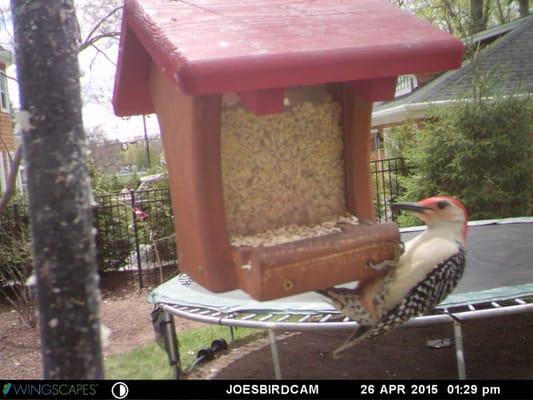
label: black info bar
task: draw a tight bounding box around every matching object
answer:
[1,380,531,400]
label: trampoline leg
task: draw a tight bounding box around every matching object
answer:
[229,326,235,342]
[268,329,282,380]
[452,318,466,380]
[163,309,181,379]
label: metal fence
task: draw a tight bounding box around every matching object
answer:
[1,189,177,289]
[1,158,408,284]
[370,157,410,222]
[93,188,176,288]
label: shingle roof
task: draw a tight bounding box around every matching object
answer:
[375,15,533,113]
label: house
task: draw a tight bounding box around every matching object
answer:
[0,45,15,194]
[88,136,164,175]
[371,15,533,159]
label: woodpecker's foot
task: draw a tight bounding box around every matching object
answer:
[366,241,405,271]
[366,259,396,271]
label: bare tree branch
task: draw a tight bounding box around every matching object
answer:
[81,6,122,46]
[0,144,23,214]
[78,31,120,53]
[89,43,117,67]
[0,70,19,83]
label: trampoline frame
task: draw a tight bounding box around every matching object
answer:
[157,295,533,380]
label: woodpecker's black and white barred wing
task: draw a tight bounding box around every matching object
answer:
[362,247,466,341]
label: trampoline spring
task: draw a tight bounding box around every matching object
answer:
[467,304,476,311]
[343,317,351,322]
[240,313,257,321]
[514,298,527,305]
[491,302,501,308]
[259,314,274,322]
[298,315,312,323]
[198,309,212,315]
[188,308,201,313]
[319,314,332,323]
[276,315,291,322]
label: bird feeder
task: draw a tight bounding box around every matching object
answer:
[113,0,463,300]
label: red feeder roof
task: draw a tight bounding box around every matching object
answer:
[113,0,464,117]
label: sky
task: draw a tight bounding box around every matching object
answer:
[0,0,160,143]
[76,40,161,142]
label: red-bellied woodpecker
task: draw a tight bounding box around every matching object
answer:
[318,196,468,357]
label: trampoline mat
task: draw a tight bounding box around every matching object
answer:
[149,218,533,314]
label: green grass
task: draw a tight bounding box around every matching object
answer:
[104,325,263,379]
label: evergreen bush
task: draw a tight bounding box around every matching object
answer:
[387,95,532,226]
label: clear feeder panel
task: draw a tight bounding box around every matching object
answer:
[221,85,358,246]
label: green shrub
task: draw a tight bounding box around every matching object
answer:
[0,224,37,327]
[137,198,176,263]
[389,95,532,225]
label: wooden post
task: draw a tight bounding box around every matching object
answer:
[11,0,103,379]
[342,85,376,223]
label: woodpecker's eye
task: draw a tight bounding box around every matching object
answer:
[437,200,449,209]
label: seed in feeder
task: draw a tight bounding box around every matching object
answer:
[230,214,359,248]
[221,85,347,237]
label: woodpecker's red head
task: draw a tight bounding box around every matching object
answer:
[392,196,468,242]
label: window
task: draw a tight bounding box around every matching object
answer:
[395,75,418,97]
[0,72,9,112]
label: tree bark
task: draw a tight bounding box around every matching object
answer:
[11,0,103,379]
[470,0,486,33]
[518,0,529,17]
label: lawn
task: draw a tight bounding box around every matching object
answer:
[104,325,262,379]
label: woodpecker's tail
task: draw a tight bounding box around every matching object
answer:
[331,326,372,359]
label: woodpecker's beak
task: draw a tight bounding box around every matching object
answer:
[391,202,431,215]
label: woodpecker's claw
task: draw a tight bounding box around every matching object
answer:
[366,259,393,271]
[366,241,404,271]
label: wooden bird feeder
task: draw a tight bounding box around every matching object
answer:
[113,0,463,300]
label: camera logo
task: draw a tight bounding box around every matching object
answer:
[2,383,12,396]
[111,382,129,399]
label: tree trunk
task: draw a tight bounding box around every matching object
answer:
[518,0,529,17]
[470,0,486,33]
[11,0,103,379]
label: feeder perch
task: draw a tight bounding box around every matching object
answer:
[113,0,463,300]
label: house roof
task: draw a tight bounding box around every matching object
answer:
[113,0,463,117]
[468,17,524,45]
[373,15,533,126]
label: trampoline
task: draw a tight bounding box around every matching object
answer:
[149,218,533,380]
